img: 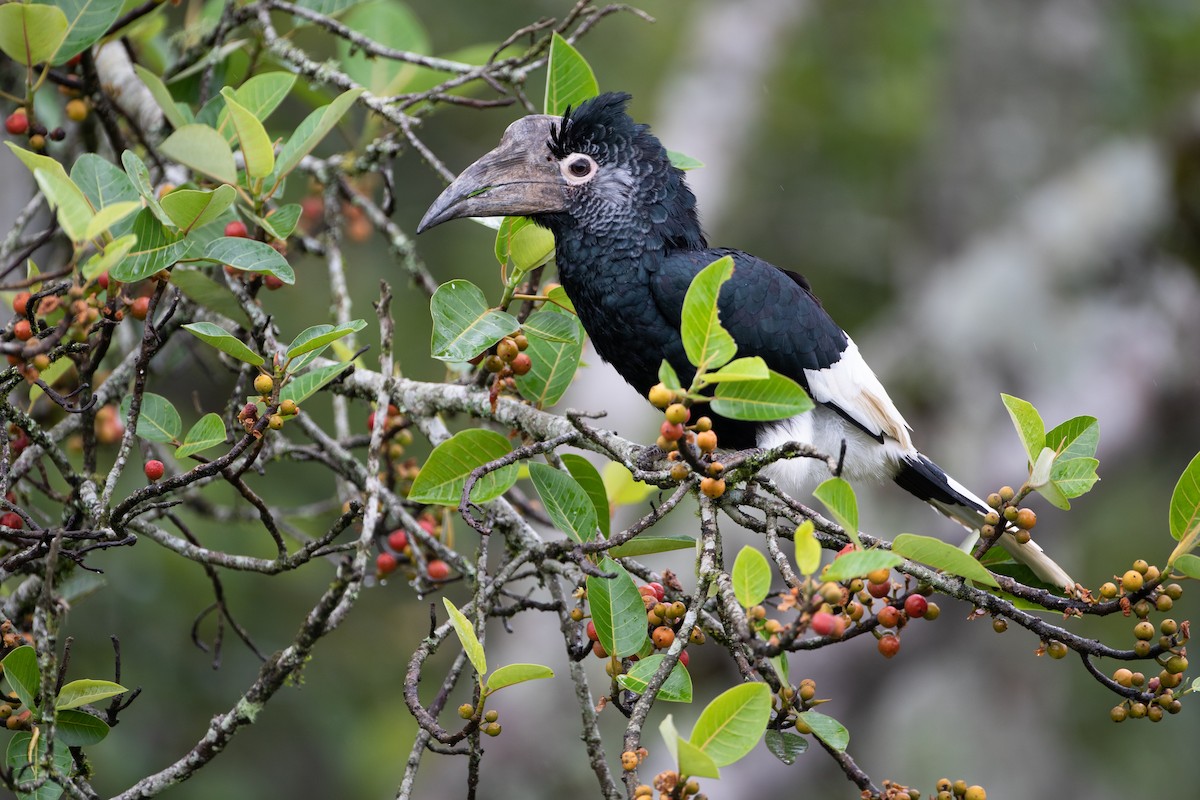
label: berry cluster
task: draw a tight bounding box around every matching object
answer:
[475,334,533,408]
[0,620,34,731]
[457,703,502,736]
[375,514,450,583]
[576,581,705,675]
[365,404,420,488]
[637,770,704,800]
[983,485,1037,545]
[3,57,89,152]
[646,385,725,498]
[933,778,987,800]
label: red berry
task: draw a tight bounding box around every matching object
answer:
[0,512,22,530]
[376,552,398,575]
[13,320,33,341]
[678,649,690,668]
[418,517,438,535]
[263,274,284,290]
[867,580,891,599]
[904,594,928,619]
[144,459,164,481]
[130,296,151,321]
[96,273,109,290]
[510,352,532,375]
[647,582,665,602]
[586,620,598,641]
[877,605,901,628]
[12,292,30,315]
[660,421,684,442]
[224,220,249,238]
[387,529,408,551]
[5,111,28,136]
[836,543,857,559]
[811,611,838,637]
[878,634,901,659]
[426,559,450,580]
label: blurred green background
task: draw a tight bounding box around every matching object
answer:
[7,0,1200,797]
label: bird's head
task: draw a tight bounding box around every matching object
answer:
[418,92,703,250]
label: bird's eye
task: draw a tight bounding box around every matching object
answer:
[560,153,597,184]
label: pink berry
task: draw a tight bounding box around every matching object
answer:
[811,611,838,637]
[904,594,928,619]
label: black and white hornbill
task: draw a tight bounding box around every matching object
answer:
[419,92,1072,589]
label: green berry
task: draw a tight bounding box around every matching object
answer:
[1098,582,1118,599]
[484,709,499,723]
[1121,570,1144,593]
[1134,621,1155,641]
[1046,640,1068,659]
[254,373,274,396]
[665,403,689,425]
[1110,705,1127,723]
[458,703,474,719]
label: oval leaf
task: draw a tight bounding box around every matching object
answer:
[1172,553,1200,580]
[689,682,771,767]
[711,369,813,421]
[543,32,598,115]
[514,308,584,408]
[681,256,736,371]
[794,519,821,576]
[120,393,182,443]
[430,280,520,362]
[48,0,124,65]
[0,3,68,66]
[6,142,95,243]
[529,462,598,543]
[1000,393,1045,466]
[220,88,275,179]
[182,322,265,366]
[797,709,849,752]
[442,598,486,677]
[891,533,999,588]
[813,477,860,544]
[731,545,772,609]
[821,549,903,582]
[616,654,693,703]
[408,429,517,506]
[765,729,809,765]
[560,454,610,538]
[703,356,769,383]
[1,645,39,711]
[160,185,236,233]
[55,679,126,711]
[521,308,580,344]
[602,462,655,507]
[271,88,364,188]
[586,557,649,659]
[280,361,351,405]
[203,237,295,284]
[287,320,367,360]
[608,534,696,559]
[1169,451,1200,542]
[160,124,238,185]
[55,709,111,747]
[176,413,228,459]
[677,736,720,780]
[485,663,554,694]
[111,208,189,282]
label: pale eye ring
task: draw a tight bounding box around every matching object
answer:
[561,153,597,184]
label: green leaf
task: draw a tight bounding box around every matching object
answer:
[560,454,610,538]
[176,413,227,459]
[160,124,238,185]
[731,545,772,608]
[71,153,138,214]
[110,209,189,282]
[1045,415,1099,461]
[602,462,655,507]
[1051,457,1099,499]
[1,646,40,711]
[1029,446,1056,489]
[38,0,123,65]
[891,533,999,588]
[711,370,813,421]
[182,321,264,366]
[702,356,769,383]
[529,463,598,543]
[279,361,350,405]
[133,64,190,130]
[659,713,681,766]
[495,216,555,275]
[0,3,68,66]
[220,88,275,179]
[680,256,737,371]
[586,557,649,658]
[667,150,704,170]
[203,237,295,284]
[120,393,182,443]
[5,142,95,242]
[408,429,518,506]
[608,534,696,558]
[617,654,693,702]
[813,477,860,546]
[6,732,70,800]
[429,280,520,362]
[545,284,575,314]
[170,268,248,323]
[765,729,808,764]
[793,519,821,576]
[485,663,554,694]
[521,309,580,344]
[797,710,849,752]
[543,32,599,115]
[1000,393,1045,465]
[55,679,126,710]
[338,0,429,95]
[442,598,486,677]
[216,72,296,142]
[689,682,771,767]
[54,709,110,747]
[658,359,682,393]
[270,88,364,189]
[287,320,367,359]
[677,736,720,780]
[1169,451,1200,542]
[821,549,903,582]
[160,185,236,234]
[120,150,172,226]
[1172,553,1200,580]
[260,204,302,240]
[514,308,584,408]
[81,234,135,281]
[83,200,140,239]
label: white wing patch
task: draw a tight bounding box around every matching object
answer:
[803,337,914,452]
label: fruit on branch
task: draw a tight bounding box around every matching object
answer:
[648,383,673,408]
[387,529,408,552]
[13,320,33,341]
[224,220,249,238]
[877,605,901,628]
[376,552,398,576]
[12,292,30,315]
[65,99,88,122]
[903,594,928,619]
[665,403,689,425]
[426,559,450,580]
[130,296,150,321]
[254,374,274,396]
[699,477,725,498]
[144,460,164,481]
[5,111,29,136]
[651,626,675,649]
[510,352,532,375]
[877,633,900,658]
[0,512,23,530]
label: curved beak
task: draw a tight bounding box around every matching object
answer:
[418,115,568,233]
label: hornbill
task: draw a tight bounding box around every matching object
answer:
[418,92,1072,589]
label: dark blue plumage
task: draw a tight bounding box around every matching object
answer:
[418,91,1074,589]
